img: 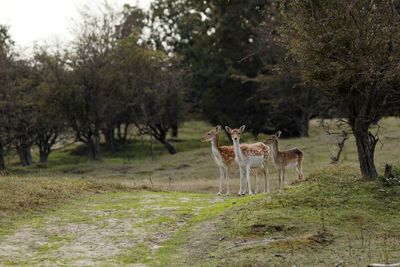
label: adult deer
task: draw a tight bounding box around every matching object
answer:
[201,126,235,196]
[225,125,270,195]
[201,126,265,196]
[264,131,304,191]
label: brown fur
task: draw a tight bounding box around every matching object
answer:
[240,143,270,158]
[202,126,269,195]
[275,148,304,168]
[225,125,271,195]
[219,146,236,164]
[264,131,304,190]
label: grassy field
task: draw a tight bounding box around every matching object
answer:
[8,117,400,191]
[0,117,399,266]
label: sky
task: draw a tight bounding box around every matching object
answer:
[0,0,152,51]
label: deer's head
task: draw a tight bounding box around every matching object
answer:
[265,131,282,144]
[201,125,222,142]
[225,125,245,143]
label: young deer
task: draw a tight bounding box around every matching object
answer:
[225,125,270,195]
[264,131,304,191]
[201,126,263,196]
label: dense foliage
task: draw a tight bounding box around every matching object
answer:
[281,0,400,179]
[0,4,184,168]
[148,0,323,137]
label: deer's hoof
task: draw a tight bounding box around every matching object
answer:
[217,192,222,196]
[226,192,230,197]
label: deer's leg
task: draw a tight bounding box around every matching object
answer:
[281,168,286,191]
[298,156,304,179]
[238,166,244,195]
[254,170,259,194]
[278,168,283,192]
[295,166,301,180]
[217,166,224,195]
[225,166,230,196]
[246,165,253,195]
[244,176,248,194]
[263,164,270,194]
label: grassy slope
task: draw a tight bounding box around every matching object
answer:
[160,165,400,266]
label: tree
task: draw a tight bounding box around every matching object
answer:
[149,0,323,137]
[114,34,183,154]
[137,58,184,154]
[61,3,121,159]
[2,59,36,166]
[31,47,66,165]
[149,0,268,134]
[281,0,400,179]
[255,74,323,137]
[247,1,326,137]
[0,25,14,171]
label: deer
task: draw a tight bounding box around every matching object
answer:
[225,125,270,195]
[264,131,304,191]
[201,126,265,196]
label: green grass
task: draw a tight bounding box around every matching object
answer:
[5,118,400,193]
[175,164,400,266]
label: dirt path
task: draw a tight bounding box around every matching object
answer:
[0,191,233,266]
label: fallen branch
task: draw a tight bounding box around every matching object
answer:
[226,237,289,250]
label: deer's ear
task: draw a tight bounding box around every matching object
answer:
[225,126,232,134]
[239,125,246,133]
[215,125,221,133]
[276,131,282,138]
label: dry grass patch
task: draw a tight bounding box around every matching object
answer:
[0,175,138,235]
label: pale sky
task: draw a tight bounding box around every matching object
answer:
[0,0,152,51]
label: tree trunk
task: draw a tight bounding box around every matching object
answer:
[123,123,129,141]
[39,150,49,165]
[160,137,177,154]
[352,122,378,180]
[36,130,58,166]
[87,136,101,160]
[149,124,177,154]
[117,123,129,143]
[172,123,178,138]
[17,145,33,166]
[117,122,122,140]
[117,123,122,140]
[0,142,5,171]
[299,115,310,137]
[102,124,116,153]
